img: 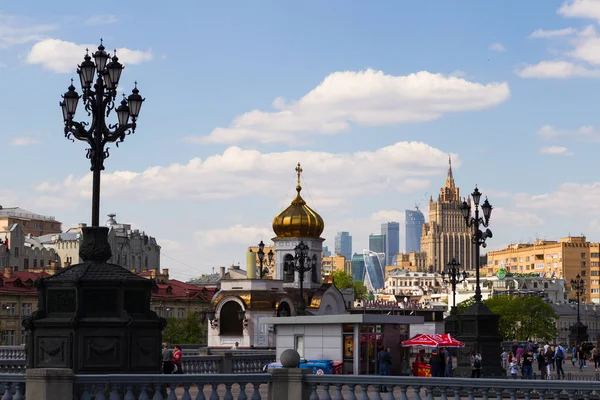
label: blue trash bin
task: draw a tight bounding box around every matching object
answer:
[299,360,334,375]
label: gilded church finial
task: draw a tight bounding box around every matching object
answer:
[295,162,303,189]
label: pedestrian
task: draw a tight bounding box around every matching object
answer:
[501,349,508,369]
[378,347,391,376]
[593,346,600,371]
[544,347,553,378]
[509,360,518,379]
[521,350,534,379]
[554,343,566,379]
[444,347,453,377]
[172,344,183,374]
[231,341,239,350]
[161,343,173,374]
[578,344,586,371]
[471,352,482,378]
[429,349,443,377]
[571,345,577,367]
[537,349,547,380]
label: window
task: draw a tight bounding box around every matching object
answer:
[582,262,587,267]
[592,271,600,276]
[5,303,15,316]
[21,303,31,316]
[553,253,558,259]
[13,247,18,258]
[295,335,305,359]
[33,259,37,268]
[581,271,586,276]
[2,330,15,345]
[40,260,44,267]
[582,253,587,259]
[525,256,530,262]
[177,308,185,319]
[23,259,29,270]
[592,253,600,258]
[519,257,523,262]
[166,307,174,318]
[19,331,25,346]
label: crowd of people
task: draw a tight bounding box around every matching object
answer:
[410,348,482,378]
[501,340,600,379]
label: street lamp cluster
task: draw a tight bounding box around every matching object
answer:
[570,274,587,344]
[61,40,144,227]
[460,186,493,303]
[257,240,274,279]
[442,258,468,314]
[294,241,311,315]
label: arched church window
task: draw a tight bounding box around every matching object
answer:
[283,254,294,283]
[311,254,318,283]
[219,301,243,336]
[277,302,291,317]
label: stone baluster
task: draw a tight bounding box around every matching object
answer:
[96,387,107,400]
[412,385,422,400]
[209,383,219,400]
[398,385,409,400]
[138,385,150,400]
[109,383,121,400]
[344,384,356,400]
[124,385,135,400]
[237,382,248,400]
[180,383,192,400]
[250,381,262,400]
[358,384,369,400]
[332,383,343,400]
[372,385,382,400]
[309,383,319,400]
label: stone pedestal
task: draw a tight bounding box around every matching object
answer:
[454,301,504,378]
[444,311,459,336]
[25,368,74,400]
[569,322,589,346]
[268,368,311,400]
[23,227,166,374]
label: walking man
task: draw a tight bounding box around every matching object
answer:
[554,343,566,379]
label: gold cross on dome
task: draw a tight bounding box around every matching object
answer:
[295,162,303,186]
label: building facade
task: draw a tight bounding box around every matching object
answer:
[0,206,61,237]
[335,232,352,261]
[351,253,365,282]
[0,224,58,271]
[405,209,425,253]
[420,158,474,272]
[39,214,161,272]
[363,250,386,292]
[381,222,400,266]
[484,236,598,303]
[322,255,346,276]
[369,234,386,256]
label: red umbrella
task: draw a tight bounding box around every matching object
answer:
[401,333,464,348]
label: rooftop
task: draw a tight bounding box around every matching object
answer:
[0,207,57,222]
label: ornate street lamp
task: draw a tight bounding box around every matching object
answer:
[460,187,493,303]
[62,40,144,227]
[294,241,311,315]
[257,240,274,279]
[22,40,162,375]
[441,258,468,314]
[570,274,588,344]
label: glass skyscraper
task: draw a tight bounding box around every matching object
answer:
[381,222,400,266]
[335,232,352,260]
[405,209,425,253]
[351,253,365,282]
[362,250,385,291]
[369,234,386,254]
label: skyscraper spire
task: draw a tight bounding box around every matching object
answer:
[445,155,455,189]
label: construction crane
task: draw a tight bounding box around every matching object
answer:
[415,191,428,211]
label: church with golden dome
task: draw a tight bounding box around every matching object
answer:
[272,163,325,290]
[206,163,349,349]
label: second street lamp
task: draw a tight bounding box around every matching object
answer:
[442,258,468,315]
[570,274,588,345]
[257,240,274,279]
[294,241,311,315]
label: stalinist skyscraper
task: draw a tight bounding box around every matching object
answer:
[420,157,475,272]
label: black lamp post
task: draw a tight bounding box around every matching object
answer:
[23,40,163,375]
[62,40,144,227]
[257,240,274,279]
[570,274,588,345]
[460,187,493,303]
[294,241,311,315]
[454,186,503,378]
[441,258,468,314]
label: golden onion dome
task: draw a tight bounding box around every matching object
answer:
[272,163,324,239]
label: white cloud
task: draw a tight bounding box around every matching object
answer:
[514,182,600,215]
[27,39,152,73]
[489,43,507,52]
[0,13,56,48]
[10,137,41,146]
[370,210,405,225]
[529,27,577,38]
[539,146,574,156]
[33,142,457,210]
[194,225,272,248]
[189,69,510,144]
[558,0,600,22]
[158,239,183,252]
[515,60,600,78]
[85,15,118,25]
[537,125,600,141]
[492,208,545,228]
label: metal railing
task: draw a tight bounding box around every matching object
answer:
[305,374,600,399]
[73,373,271,399]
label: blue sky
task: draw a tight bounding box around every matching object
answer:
[2,1,600,280]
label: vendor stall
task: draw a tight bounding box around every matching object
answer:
[402,333,464,377]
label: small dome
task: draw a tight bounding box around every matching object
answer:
[106,213,117,227]
[272,163,324,239]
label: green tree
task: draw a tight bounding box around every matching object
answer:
[162,313,206,345]
[332,270,368,301]
[455,295,558,341]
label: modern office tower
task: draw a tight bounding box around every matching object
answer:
[381,222,400,265]
[362,250,386,292]
[405,209,425,253]
[351,253,365,282]
[334,232,352,260]
[369,234,386,255]
[322,246,331,257]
